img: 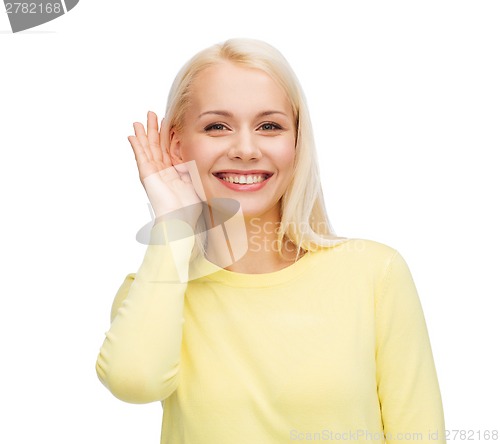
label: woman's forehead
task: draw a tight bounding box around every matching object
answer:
[188,63,293,117]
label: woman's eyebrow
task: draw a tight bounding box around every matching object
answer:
[197,110,289,120]
[198,110,232,119]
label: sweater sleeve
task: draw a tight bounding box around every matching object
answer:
[375,250,446,444]
[95,219,195,404]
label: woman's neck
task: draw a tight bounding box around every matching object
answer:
[204,206,305,274]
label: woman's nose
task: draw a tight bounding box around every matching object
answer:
[227,131,262,161]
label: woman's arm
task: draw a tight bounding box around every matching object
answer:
[375,250,446,444]
[95,218,194,404]
[95,111,202,403]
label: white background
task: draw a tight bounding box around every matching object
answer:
[1,1,499,442]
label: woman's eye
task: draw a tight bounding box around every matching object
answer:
[259,122,282,131]
[204,123,227,131]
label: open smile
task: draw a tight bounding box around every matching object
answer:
[212,171,274,191]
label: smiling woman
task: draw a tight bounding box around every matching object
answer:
[95,38,446,444]
[167,61,302,271]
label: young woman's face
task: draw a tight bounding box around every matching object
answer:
[170,61,296,220]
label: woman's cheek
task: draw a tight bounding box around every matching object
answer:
[180,137,210,162]
[274,138,296,164]
[190,136,221,155]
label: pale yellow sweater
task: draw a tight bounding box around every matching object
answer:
[96,220,446,443]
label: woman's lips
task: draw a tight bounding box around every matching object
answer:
[212,172,273,192]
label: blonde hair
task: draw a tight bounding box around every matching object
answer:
[164,38,348,262]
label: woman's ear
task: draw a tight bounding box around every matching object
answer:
[169,128,183,165]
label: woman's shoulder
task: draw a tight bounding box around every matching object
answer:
[315,236,399,260]
[311,236,401,278]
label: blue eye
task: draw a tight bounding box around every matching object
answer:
[204,123,227,131]
[259,122,282,131]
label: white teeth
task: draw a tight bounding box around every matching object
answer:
[220,174,267,184]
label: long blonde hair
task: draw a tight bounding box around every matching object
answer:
[164,38,348,262]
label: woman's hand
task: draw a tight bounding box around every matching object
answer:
[128,111,204,228]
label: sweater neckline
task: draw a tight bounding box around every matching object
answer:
[199,248,316,287]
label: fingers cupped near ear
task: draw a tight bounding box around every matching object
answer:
[159,118,173,166]
[147,111,158,135]
[128,135,151,163]
[133,122,149,154]
[147,113,164,163]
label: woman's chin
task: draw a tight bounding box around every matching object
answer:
[239,202,281,221]
[204,189,281,221]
